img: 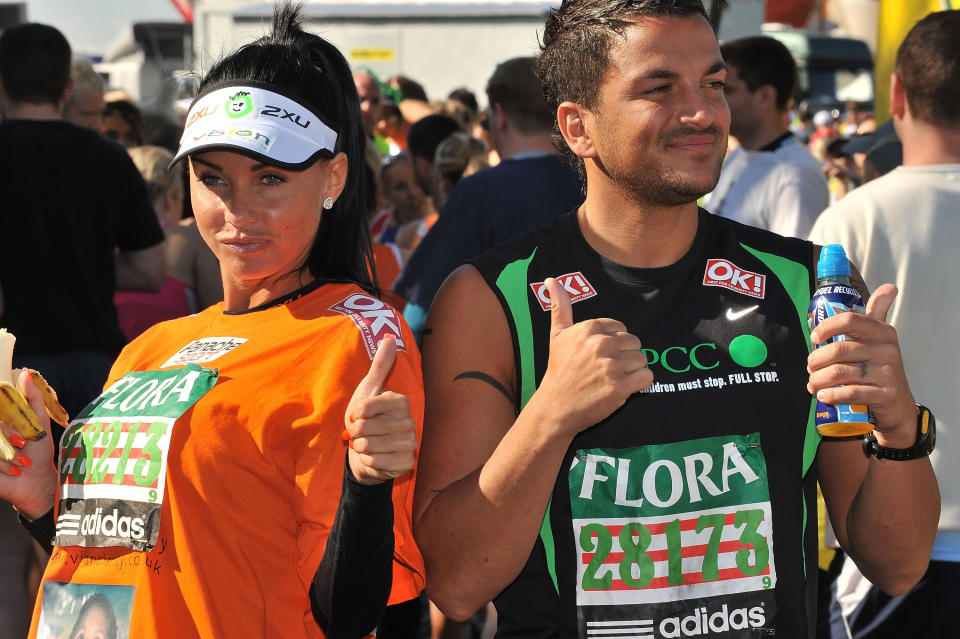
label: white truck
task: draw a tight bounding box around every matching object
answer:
[99,0,871,118]
[190,0,758,105]
[95,21,191,116]
[191,0,558,103]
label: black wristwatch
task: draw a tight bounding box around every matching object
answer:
[862,404,936,461]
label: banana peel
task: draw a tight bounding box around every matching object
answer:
[0,380,45,440]
[0,430,17,464]
[25,369,69,428]
[0,329,70,463]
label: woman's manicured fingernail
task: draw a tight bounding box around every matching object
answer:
[9,465,21,477]
[16,453,31,468]
[9,434,25,448]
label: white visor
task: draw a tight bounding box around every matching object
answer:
[172,83,338,169]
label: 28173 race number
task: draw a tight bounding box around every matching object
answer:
[579,508,771,591]
[60,420,169,497]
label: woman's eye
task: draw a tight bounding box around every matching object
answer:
[261,174,285,185]
[198,174,225,187]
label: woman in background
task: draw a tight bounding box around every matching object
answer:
[100,99,143,149]
[115,145,223,341]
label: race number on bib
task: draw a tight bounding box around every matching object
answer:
[54,365,218,551]
[569,434,777,636]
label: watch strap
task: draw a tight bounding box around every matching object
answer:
[862,404,935,461]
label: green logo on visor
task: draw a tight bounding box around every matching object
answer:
[225,92,253,119]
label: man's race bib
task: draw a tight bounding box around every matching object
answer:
[53,365,218,551]
[569,433,777,637]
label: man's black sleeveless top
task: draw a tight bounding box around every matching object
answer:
[470,209,821,639]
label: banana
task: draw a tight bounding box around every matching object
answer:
[0,329,70,444]
[0,328,28,462]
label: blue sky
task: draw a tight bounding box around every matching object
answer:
[24,0,183,57]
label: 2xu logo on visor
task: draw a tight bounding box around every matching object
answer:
[330,294,407,359]
[531,272,598,310]
[702,259,766,299]
[175,84,338,168]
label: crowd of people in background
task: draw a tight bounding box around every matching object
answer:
[10,13,907,354]
[0,1,956,638]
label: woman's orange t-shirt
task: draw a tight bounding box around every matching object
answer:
[30,283,424,638]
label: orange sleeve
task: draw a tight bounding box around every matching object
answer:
[291,312,425,606]
[372,242,402,290]
[384,322,426,603]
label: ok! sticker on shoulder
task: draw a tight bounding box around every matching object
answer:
[530,272,598,311]
[330,293,407,359]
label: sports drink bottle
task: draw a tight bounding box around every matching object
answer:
[808,244,875,436]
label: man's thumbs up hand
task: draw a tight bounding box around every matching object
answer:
[548,277,574,339]
[535,278,653,439]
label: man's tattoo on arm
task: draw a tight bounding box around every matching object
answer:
[453,371,516,407]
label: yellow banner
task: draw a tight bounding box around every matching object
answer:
[350,48,395,61]
[875,0,956,122]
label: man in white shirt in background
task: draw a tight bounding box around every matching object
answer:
[809,10,960,637]
[704,35,828,238]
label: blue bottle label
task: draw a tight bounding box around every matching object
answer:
[808,284,874,433]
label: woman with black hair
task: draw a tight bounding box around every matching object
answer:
[1,4,424,638]
[101,99,143,149]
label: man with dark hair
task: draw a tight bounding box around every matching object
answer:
[0,22,72,104]
[412,1,939,637]
[385,73,437,132]
[447,87,478,115]
[393,56,583,339]
[389,74,429,103]
[810,11,960,637]
[0,22,164,411]
[486,56,557,137]
[703,36,828,238]
[0,21,164,639]
[405,112,461,206]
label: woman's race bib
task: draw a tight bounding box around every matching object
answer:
[53,364,218,551]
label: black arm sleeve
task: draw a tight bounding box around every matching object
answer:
[17,508,55,555]
[309,453,395,639]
